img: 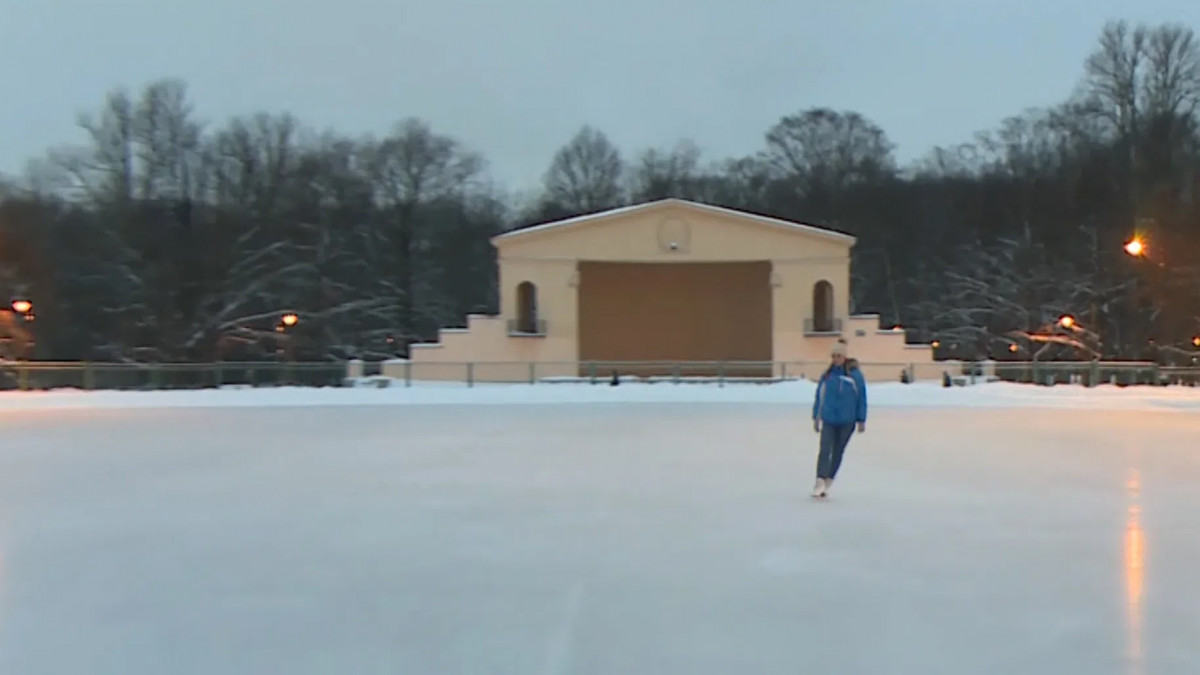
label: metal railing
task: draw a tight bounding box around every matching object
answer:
[803,318,842,334]
[989,360,1200,387]
[362,359,1200,388]
[0,361,348,391]
[4,358,1196,392]
[365,359,878,388]
[506,318,547,336]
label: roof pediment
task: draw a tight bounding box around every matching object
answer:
[493,199,855,247]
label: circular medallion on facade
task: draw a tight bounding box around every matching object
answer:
[656,216,691,253]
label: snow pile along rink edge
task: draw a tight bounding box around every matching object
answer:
[2,380,1200,411]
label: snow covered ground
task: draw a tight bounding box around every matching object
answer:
[0,384,1198,673]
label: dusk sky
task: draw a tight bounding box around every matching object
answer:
[3,0,1199,192]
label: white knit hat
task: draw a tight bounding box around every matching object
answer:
[831,340,848,357]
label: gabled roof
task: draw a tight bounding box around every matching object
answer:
[493,198,856,245]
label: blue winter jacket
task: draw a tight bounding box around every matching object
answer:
[812,359,868,425]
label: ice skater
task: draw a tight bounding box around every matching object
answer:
[811,339,867,498]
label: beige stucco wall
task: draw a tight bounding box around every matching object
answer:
[402,200,936,382]
[773,316,936,383]
[770,257,850,364]
[389,314,577,381]
[498,258,578,361]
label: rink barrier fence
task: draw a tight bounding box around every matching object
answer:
[1,359,1196,391]
[351,359,1200,388]
[0,361,346,391]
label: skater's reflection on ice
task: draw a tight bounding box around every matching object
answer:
[1125,468,1145,675]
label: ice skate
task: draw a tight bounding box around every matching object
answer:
[811,478,827,498]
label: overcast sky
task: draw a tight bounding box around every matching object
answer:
[3,0,1199,192]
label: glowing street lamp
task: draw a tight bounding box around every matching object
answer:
[1059,315,1076,329]
[1193,336,1200,348]
[1124,238,1145,257]
[281,313,298,327]
[11,299,31,314]
[1009,343,1019,353]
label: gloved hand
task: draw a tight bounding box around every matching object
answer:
[857,422,866,433]
[813,419,821,433]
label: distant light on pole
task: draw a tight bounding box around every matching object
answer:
[11,299,31,314]
[1009,343,1019,353]
[281,313,298,327]
[1193,336,1200,348]
[1059,315,1076,329]
[1124,238,1145,257]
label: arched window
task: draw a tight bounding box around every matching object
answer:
[812,280,834,333]
[516,281,538,333]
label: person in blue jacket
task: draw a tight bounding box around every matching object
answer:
[811,339,867,497]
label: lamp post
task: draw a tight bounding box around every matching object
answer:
[1121,234,1168,356]
[276,313,299,332]
[1123,235,1163,271]
[275,313,299,365]
[9,300,34,359]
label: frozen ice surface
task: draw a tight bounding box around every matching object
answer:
[0,385,1198,674]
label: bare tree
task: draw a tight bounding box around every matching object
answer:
[1083,21,1149,142]
[131,79,204,201]
[1082,22,1200,137]
[700,155,772,210]
[284,133,387,357]
[543,125,624,214]
[628,139,702,201]
[929,230,1093,358]
[1081,21,1200,213]
[366,118,484,345]
[50,88,137,203]
[760,108,896,226]
[211,112,301,216]
[764,109,894,188]
[1143,25,1200,120]
[912,142,988,179]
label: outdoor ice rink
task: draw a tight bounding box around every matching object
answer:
[0,383,1198,674]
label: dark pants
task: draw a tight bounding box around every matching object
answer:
[817,423,855,479]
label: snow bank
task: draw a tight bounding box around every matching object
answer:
[2,379,1200,411]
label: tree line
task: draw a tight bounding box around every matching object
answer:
[1,18,1199,363]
